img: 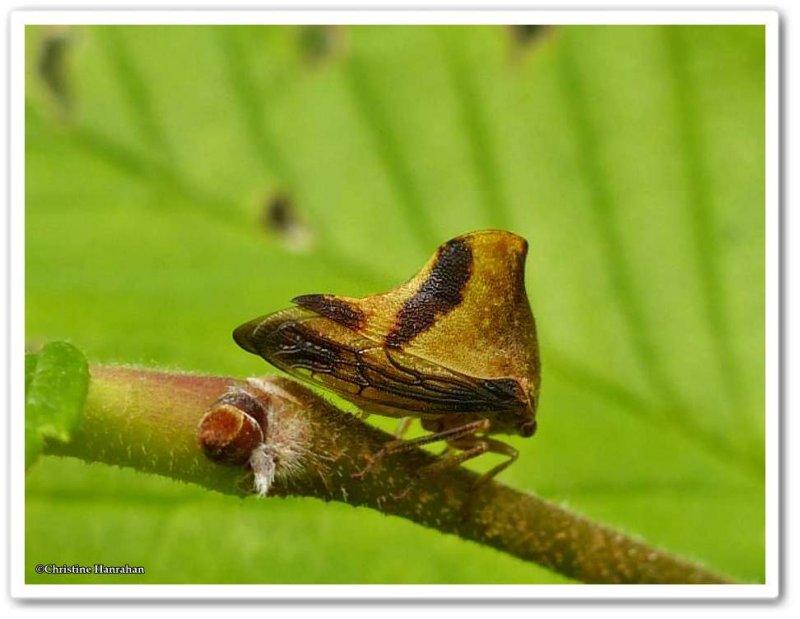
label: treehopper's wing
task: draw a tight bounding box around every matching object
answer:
[235,307,528,418]
[234,230,540,425]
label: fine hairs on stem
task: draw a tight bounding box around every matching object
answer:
[43,365,736,585]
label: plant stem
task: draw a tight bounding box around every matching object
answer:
[44,365,736,585]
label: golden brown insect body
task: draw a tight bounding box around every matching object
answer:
[234,230,540,481]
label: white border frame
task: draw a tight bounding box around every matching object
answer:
[8,9,780,600]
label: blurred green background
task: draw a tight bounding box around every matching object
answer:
[25,24,765,584]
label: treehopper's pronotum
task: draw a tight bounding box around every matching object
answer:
[232,229,541,488]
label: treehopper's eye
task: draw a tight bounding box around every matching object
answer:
[519,420,538,438]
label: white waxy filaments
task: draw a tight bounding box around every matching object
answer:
[199,379,310,498]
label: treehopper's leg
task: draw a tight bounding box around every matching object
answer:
[419,434,518,480]
[352,418,491,480]
[384,431,516,501]
[474,437,519,485]
[418,440,488,476]
[388,441,491,501]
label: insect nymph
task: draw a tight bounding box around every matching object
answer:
[233,230,541,482]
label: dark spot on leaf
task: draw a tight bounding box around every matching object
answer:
[297,25,345,65]
[263,193,293,231]
[262,192,312,252]
[507,25,551,47]
[38,28,73,114]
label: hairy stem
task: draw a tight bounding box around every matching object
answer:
[44,365,735,584]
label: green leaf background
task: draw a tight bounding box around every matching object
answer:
[25,341,89,468]
[25,24,765,584]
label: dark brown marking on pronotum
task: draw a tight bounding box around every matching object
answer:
[198,390,268,466]
[293,294,366,331]
[386,238,473,349]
